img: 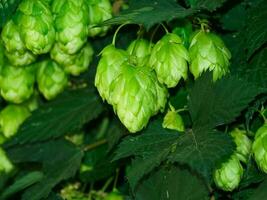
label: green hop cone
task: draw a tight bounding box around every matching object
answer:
[230,128,252,163]
[52,0,89,54]
[22,90,40,112]
[0,64,35,103]
[109,64,158,133]
[127,39,153,66]
[15,0,55,54]
[37,60,68,100]
[213,155,243,191]
[0,147,14,174]
[252,124,267,173]
[189,30,231,81]
[95,45,128,103]
[149,33,190,88]
[1,19,36,66]
[0,104,31,138]
[51,43,94,76]
[87,0,112,37]
[162,105,185,132]
[0,40,4,67]
[104,189,124,200]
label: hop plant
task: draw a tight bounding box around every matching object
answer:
[0,147,14,174]
[37,60,68,100]
[87,0,112,37]
[127,39,152,66]
[149,33,190,88]
[172,20,193,48]
[22,90,40,112]
[95,45,128,103]
[109,64,159,133]
[162,105,185,132]
[252,124,267,173]
[0,104,31,139]
[213,155,243,191]
[230,128,252,163]
[189,30,231,81]
[52,0,89,54]
[15,0,55,54]
[0,64,35,103]
[1,19,36,66]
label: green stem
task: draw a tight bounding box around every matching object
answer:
[83,139,107,151]
[175,108,188,113]
[112,23,129,46]
[101,177,114,192]
[113,168,120,189]
[258,110,267,124]
[160,23,169,34]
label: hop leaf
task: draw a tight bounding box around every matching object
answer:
[0,64,35,104]
[213,155,243,191]
[230,128,252,163]
[15,0,55,55]
[189,30,231,81]
[127,38,153,66]
[1,19,36,66]
[95,45,128,103]
[87,0,112,37]
[52,0,89,54]
[0,104,31,138]
[109,64,159,133]
[37,60,68,100]
[252,124,267,173]
[149,33,190,88]
[162,105,185,132]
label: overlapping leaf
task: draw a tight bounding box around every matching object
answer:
[5,87,103,147]
[187,0,228,11]
[104,0,195,29]
[6,139,83,200]
[135,166,209,200]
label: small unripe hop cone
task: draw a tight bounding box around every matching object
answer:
[252,124,267,173]
[213,155,243,191]
[162,105,185,132]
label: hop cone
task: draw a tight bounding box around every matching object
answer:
[109,64,158,133]
[0,40,4,67]
[189,30,231,81]
[252,124,267,173]
[87,0,112,37]
[37,60,68,100]
[52,0,89,54]
[0,64,35,103]
[230,128,252,163]
[213,155,243,191]
[22,90,40,111]
[162,105,185,132]
[149,33,190,88]
[1,19,36,66]
[95,45,128,103]
[15,0,55,54]
[0,147,14,174]
[104,190,124,200]
[127,39,152,66]
[0,104,30,138]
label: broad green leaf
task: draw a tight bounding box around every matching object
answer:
[104,0,195,29]
[0,0,21,28]
[6,140,83,200]
[135,166,209,200]
[45,192,63,200]
[5,87,104,147]
[189,73,260,131]
[247,178,267,200]
[246,0,267,59]
[79,144,118,182]
[169,130,235,182]
[187,0,228,11]
[113,131,179,161]
[0,171,43,199]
